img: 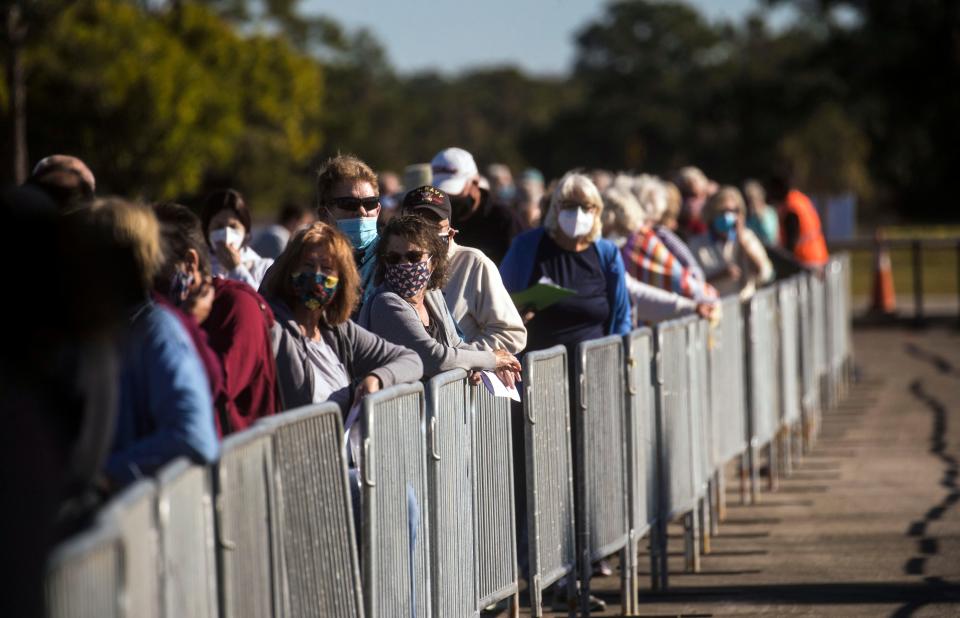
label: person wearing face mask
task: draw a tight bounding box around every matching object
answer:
[687,186,774,300]
[153,202,279,436]
[430,147,521,266]
[202,189,274,289]
[259,222,422,413]
[500,171,631,356]
[358,215,522,382]
[399,185,528,355]
[313,154,383,315]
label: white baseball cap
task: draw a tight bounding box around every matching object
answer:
[430,147,479,195]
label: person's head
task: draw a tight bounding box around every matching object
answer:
[378,171,402,197]
[152,202,211,305]
[80,198,163,304]
[202,189,252,251]
[260,222,360,325]
[742,179,767,215]
[514,182,543,229]
[403,163,432,190]
[315,154,380,251]
[278,202,313,233]
[673,166,709,200]
[400,185,455,241]
[376,215,450,299]
[631,174,668,227]
[590,169,614,193]
[431,147,482,221]
[661,181,682,230]
[546,172,604,243]
[487,163,515,202]
[601,186,645,239]
[27,154,96,209]
[703,186,746,241]
[765,172,792,206]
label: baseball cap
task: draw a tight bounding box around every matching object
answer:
[401,185,451,222]
[430,147,478,195]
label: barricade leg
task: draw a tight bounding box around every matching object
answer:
[710,472,721,534]
[659,518,670,589]
[699,496,712,555]
[767,441,779,491]
[781,427,793,477]
[619,545,630,614]
[747,444,759,504]
[683,511,701,573]
[509,590,520,618]
[648,525,662,591]
[717,468,727,522]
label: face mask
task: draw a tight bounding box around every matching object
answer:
[210,227,244,250]
[713,211,739,238]
[168,269,195,306]
[336,217,378,251]
[291,271,339,311]
[384,260,431,299]
[557,207,595,239]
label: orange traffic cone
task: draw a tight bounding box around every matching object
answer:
[870,230,896,315]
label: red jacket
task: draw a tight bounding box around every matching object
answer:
[203,279,279,436]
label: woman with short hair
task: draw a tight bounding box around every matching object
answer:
[259,222,423,413]
[202,189,273,289]
[359,215,521,380]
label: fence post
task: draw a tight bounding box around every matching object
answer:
[912,239,924,325]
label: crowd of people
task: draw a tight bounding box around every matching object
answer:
[0,146,830,614]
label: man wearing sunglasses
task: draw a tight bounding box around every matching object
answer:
[315,154,383,314]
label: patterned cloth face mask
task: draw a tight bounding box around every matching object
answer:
[168,269,195,306]
[384,259,431,299]
[291,271,340,311]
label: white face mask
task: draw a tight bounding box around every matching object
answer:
[210,227,244,250]
[557,207,595,239]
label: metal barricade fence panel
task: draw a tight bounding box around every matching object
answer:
[778,279,802,426]
[215,427,276,618]
[747,288,780,448]
[810,273,827,388]
[257,403,363,618]
[45,522,122,618]
[654,317,697,519]
[522,346,576,616]
[798,275,819,419]
[362,384,431,618]
[687,319,712,492]
[156,458,219,618]
[625,329,657,537]
[425,370,477,617]
[575,336,630,562]
[471,382,520,609]
[98,479,160,618]
[712,297,747,464]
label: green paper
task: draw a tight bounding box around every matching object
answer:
[510,282,577,312]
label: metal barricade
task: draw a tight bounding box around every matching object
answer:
[98,479,160,618]
[623,329,660,609]
[361,383,431,618]
[798,273,820,447]
[425,370,477,617]
[778,278,802,428]
[574,335,630,613]
[156,458,219,618]
[809,272,828,413]
[45,521,122,618]
[522,346,577,616]
[214,427,276,618]
[711,296,747,466]
[257,403,363,618]
[745,287,781,500]
[470,382,519,610]
[690,318,715,555]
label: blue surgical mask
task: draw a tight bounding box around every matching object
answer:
[712,212,738,238]
[336,217,378,251]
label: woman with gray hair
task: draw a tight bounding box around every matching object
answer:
[500,171,631,355]
[688,185,774,300]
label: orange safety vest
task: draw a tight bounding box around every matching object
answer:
[780,189,829,267]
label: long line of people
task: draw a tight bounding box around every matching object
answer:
[1,148,830,615]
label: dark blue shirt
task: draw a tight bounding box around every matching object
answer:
[525,233,610,354]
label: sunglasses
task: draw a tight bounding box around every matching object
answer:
[558,200,598,213]
[384,250,429,265]
[329,196,381,212]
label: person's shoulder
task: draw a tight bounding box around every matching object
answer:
[450,243,494,268]
[510,226,545,246]
[144,303,194,348]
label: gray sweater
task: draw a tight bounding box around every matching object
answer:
[359,286,497,378]
[268,299,423,412]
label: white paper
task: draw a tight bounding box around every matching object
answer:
[480,370,521,402]
[210,227,243,250]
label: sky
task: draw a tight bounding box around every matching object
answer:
[303,0,787,76]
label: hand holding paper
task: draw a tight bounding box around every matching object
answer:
[480,370,521,402]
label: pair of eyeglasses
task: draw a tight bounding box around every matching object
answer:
[558,200,597,212]
[329,196,381,212]
[384,250,429,265]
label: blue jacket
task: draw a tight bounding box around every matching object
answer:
[499,227,632,337]
[107,302,219,484]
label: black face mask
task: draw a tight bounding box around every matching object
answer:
[449,193,475,220]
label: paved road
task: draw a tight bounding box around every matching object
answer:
[533,326,960,617]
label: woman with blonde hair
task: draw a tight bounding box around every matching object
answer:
[259,221,422,413]
[688,186,774,299]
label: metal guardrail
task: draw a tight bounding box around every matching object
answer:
[45,522,122,618]
[156,458,219,618]
[710,296,747,466]
[214,427,275,618]
[424,370,477,617]
[258,403,363,618]
[470,382,519,610]
[97,479,160,618]
[745,286,782,501]
[361,383,430,618]
[522,346,577,617]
